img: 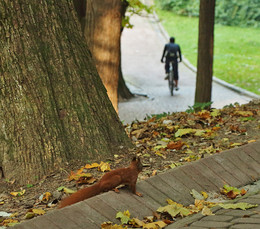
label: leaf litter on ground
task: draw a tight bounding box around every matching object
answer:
[0,100,259,227]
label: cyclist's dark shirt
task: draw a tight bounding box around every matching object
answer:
[162,42,182,61]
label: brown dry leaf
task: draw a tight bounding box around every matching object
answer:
[226,190,239,199]
[241,188,247,196]
[167,141,184,150]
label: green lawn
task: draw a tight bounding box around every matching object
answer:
[156,9,260,95]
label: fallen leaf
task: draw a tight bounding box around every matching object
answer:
[190,189,204,200]
[32,209,46,215]
[10,189,25,197]
[201,206,214,216]
[143,221,167,229]
[99,162,111,172]
[233,111,254,117]
[167,141,184,150]
[63,187,76,194]
[85,163,100,169]
[41,192,52,202]
[116,210,131,225]
[101,222,127,229]
[218,202,258,210]
[175,128,195,137]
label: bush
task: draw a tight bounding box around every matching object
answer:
[155,0,260,28]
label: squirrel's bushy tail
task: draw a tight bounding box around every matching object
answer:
[58,183,101,209]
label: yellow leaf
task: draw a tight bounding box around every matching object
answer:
[202,206,214,216]
[10,189,25,197]
[230,142,242,147]
[32,209,46,215]
[99,162,111,172]
[131,218,145,227]
[143,221,167,229]
[85,163,100,169]
[0,201,4,205]
[175,128,196,137]
[210,109,221,117]
[42,192,52,202]
[201,191,208,200]
[24,212,35,219]
[248,140,256,143]
[233,110,254,117]
[63,187,76,194]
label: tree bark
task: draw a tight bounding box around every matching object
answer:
[195,0,215,106]
[83,0,123,112]
[0,0,132,185]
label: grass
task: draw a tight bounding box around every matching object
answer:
[156,9,260,95]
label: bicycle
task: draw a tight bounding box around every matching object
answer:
[168,61,175,96]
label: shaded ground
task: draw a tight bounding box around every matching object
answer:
[0,100,259,227]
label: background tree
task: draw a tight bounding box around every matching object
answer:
[0,0,132,185]
[74,0,152,108]
[195,0,215,106]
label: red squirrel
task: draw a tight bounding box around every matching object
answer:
[58,157,143,208]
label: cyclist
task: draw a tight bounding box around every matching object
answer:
[161,37,182,90]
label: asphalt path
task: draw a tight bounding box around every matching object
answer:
[118,14,255,124]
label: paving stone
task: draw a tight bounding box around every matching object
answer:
[190,220,234,228]
[14,215,58,229]
[59,205,98,228]
[145,174,185,203]
[75,201,109,225]
[85,197,120,224]
[230,224,260,229]
[42,210,81,229]
[218,209,256,217]
[137,180,169,206]
[189,160,225,189]
[231,217,260,224]
[169,167,204,192]
[244,147,260,166]
[200,215,234,222]
[236,151,260,179]
[158,171,194,205]
[178,163,220,191]
[212,155,250,186]
[165,213,205,228]
[200,157,241,187]
[222,149,258,182]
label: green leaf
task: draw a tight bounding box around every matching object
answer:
[116,211,131,225]
[175,128,195,137]
[218,202,258,210]
[190,189,204,200]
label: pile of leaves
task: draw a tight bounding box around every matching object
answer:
[0,100,259,227]
[126,100,260,172]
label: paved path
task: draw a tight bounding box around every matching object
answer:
[13,141,260,228]
[118,14,256,124]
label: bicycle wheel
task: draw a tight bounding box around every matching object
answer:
[168,71,174,96]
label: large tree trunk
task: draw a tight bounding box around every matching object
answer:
[195,0,215,105]
[0,0,132,185]
[84,0,122,112]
